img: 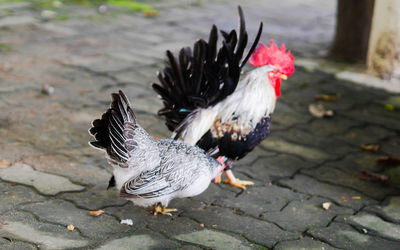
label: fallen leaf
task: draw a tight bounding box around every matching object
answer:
[308,104,334,118]
[89,210,104,217]
[0,159,11,169]
[360,144,380,152]
[199,223,204,228]
[315,94,340,101]
[322,202,332,210]
[120,219,133,226]
[144,10,160,17]
[352,196,361,200]
[384,104,395,111]
[10,183,16,186]
[1,237,12,242]
[357,170,388,184]
[152,136,161,140]
[67,225,74,231]
[377,156,400,166]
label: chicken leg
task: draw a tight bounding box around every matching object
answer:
[153,203,177,216]
[224,169,254,190]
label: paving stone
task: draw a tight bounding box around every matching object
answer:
[384,166,400,189]
[274,129,355,157]
[309,222,400,250]
[20,200,131,239]
[273,102,313,130]
[381,96,400,109]
[242,155,313,183]
[0,239,37,250]
[344,106,399,132]
[175,229,252,250]
[61,183,128,211]
[0,2,31,10]
[275,237,336,250]
[215,185,302,218]
[279,174,378,210]
[261,138,330,161]
[348,213,400,241]
[296,116,357,137]
[0,16,36,28]
[97,229,180,250]
[0,163,85,195]
[0,181,46,214]
[364,196,400,224]
[302,165,398,200]
[0,211,89,249]
[380,136,400,156]
[182,203,300,248]
[342,125,396,146]
[264,197,353,232]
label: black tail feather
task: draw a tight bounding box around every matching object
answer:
[152,6,263,134]
[89,90,136,166]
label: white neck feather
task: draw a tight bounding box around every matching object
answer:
[214,65,276,128]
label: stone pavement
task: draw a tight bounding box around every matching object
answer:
[0,0,399,249]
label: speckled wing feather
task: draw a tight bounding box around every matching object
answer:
[120,140,208,199]
[89,90,159,170]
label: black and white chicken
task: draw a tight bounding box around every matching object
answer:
[152,6,294,189]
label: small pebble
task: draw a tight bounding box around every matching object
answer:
[120,219,133,226]
[41,84,55,95]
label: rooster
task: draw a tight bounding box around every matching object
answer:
[89,90,225,215]
[152,7,294,189]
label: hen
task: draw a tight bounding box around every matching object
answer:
[89,90,224,215]
[152,6,294,189]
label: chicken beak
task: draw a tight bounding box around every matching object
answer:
[280,74,288,80]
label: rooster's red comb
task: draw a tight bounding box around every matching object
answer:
[249,40,294,76]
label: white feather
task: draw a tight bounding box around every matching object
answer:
[180,65,276,143]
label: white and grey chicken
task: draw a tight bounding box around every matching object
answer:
[89,90,225,215]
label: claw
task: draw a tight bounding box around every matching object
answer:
[224,170,254,190]
[153,204,177,216]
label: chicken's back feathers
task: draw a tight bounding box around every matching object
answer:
[152,6,263,134]
[89,90,156,169]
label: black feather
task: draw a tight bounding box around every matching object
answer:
[152,6,263,136]
[88,90,137,167]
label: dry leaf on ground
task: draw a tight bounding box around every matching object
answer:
[144,10,160,17]
[315,94,340,101]
[308,104,334,118]
[357,170,388,184]
[67,225,75,231]
[376,156,400,166]
[89,210,105,217]
[360,144,380,152]
[0,159,11,169]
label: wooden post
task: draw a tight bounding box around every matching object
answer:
[331,0,375,62]
[367,0,400,79]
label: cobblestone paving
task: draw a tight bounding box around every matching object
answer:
[0,0,400,249]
